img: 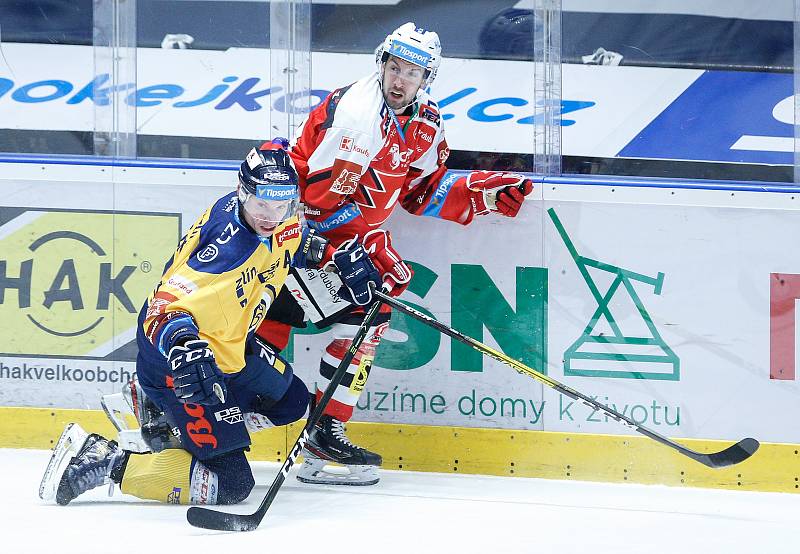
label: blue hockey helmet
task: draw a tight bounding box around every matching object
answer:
[237,143,300,235]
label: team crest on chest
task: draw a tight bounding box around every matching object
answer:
[388,143,411,170]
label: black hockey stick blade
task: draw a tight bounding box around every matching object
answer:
[187,507,261,532]
[684,437,760,469]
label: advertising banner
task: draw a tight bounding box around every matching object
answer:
[288,200,799,444]
[1,43,792,165]
[0,201,181,406]
[0,170,797,445]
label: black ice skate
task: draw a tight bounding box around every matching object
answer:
[39,423,127,505]
[297,414,382,486]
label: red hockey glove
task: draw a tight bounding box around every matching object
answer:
[362,229,413,297]
[466,171,534,217]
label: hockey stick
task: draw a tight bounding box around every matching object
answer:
[187,297,385,532]
[374,290,759,469]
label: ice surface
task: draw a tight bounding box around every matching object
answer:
[6,448,798,553]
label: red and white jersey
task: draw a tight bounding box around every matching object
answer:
[288,72,473,246]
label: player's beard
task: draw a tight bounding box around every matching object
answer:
[382,83,417,110]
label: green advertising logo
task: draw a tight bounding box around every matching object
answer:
[548,208,679,381]
[286,209,675,382]
[0,208,180,359]
[288,262,548,374]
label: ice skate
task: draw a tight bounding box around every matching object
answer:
[39,423,127,505]
[297,414,381,486]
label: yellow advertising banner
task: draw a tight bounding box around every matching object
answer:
[0,208,180,358]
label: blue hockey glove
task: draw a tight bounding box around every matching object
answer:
[331,239,382,306]
[168,339,227,405]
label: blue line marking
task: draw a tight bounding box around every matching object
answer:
[0,155,795,193]
[0,153,238,171]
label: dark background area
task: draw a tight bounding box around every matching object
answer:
[2,0,791,68]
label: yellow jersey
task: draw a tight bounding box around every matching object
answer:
[139,192,302,374]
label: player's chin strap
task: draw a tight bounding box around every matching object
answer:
[371,290,760,471]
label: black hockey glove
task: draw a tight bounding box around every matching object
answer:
[168,339,227,405]
[330,239,382,306]
[292,226,333,269]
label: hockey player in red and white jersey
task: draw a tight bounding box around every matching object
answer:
[256,22,534,486]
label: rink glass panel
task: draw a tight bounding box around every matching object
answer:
[557,0,795,184]
[1,1,798,445]
[0,1,796,185]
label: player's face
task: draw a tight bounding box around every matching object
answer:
[238,186,297,237]
[382,56,425,110]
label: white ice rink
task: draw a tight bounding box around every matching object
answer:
[5,447,798,554]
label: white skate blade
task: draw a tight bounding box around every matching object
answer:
[115,430,151,453]
[39,423,89,501]
[101,392,136,433]
[296,456,379,486]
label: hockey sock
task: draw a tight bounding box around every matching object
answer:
[318,337,374,421]
[121,449,199,505]
[316,312,391,421]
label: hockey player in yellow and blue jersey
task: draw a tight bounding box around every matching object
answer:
[39,142,382,506]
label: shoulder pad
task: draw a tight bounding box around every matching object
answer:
[188,199,259,273]
[324,76,384,133]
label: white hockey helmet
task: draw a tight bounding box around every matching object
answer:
[376,22,442,88]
